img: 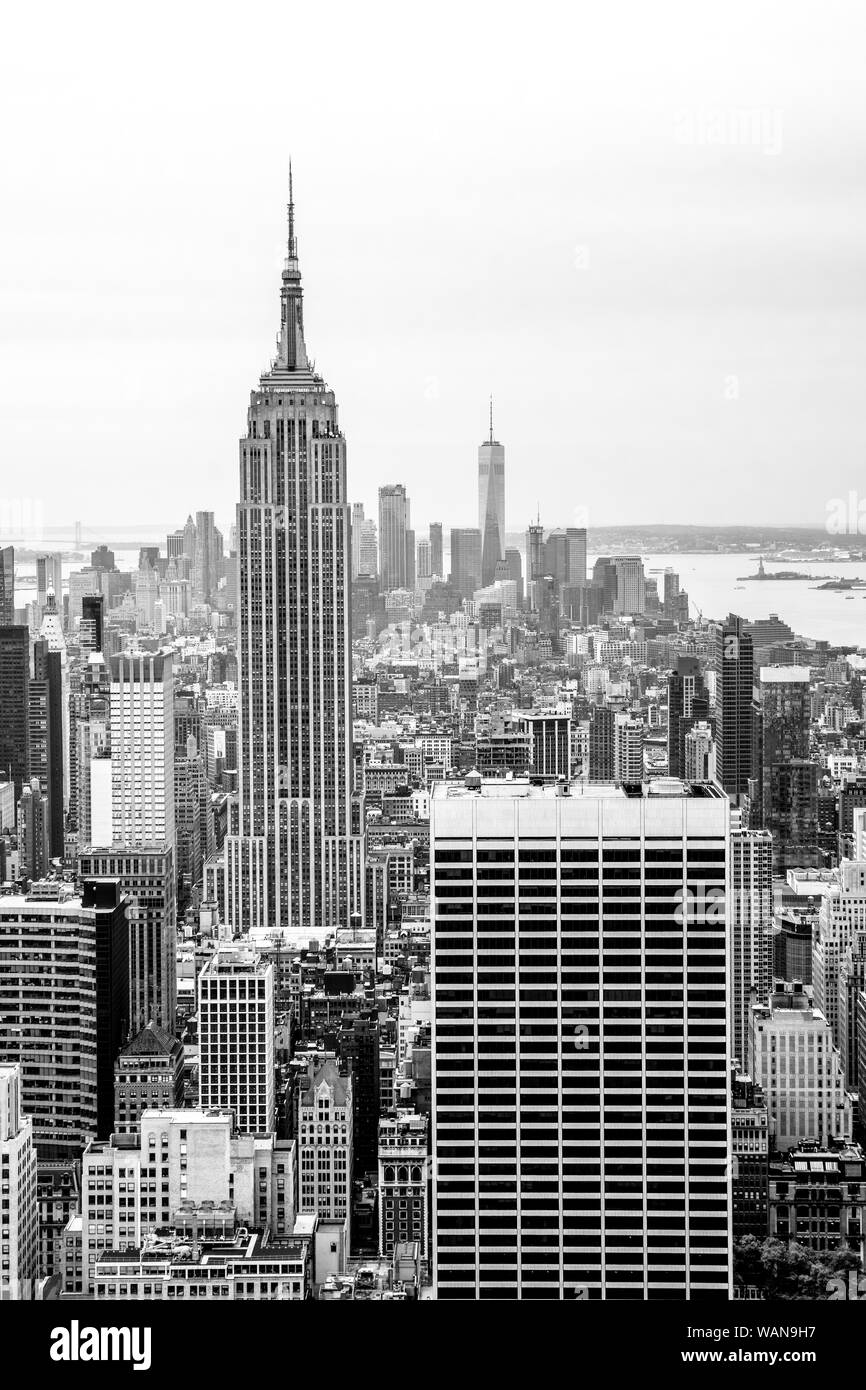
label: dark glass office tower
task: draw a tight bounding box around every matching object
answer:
[0,626,30,802]
[30,638,64,858]
[0,546,14,625]
[711,613,754,799]
[756,666,819,871]
[449,528,482,599]
[429,522,443,579]
[84,878,131,1140]
[588,704,615,781]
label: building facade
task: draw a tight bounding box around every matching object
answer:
[431,775,732,1300]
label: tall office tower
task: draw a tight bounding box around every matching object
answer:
[729,828,773,1070]
[567,528,587,588]
[378,484,411,591]
[544,528,587,595]
[351,502,365,579]
[478,400,505,586]
[134,562,158,628]
[449,527,482,598]
[525,520,544,611]
[17,777,50,880]
[429,522,443,578]
[70,653,111,848]
[198,947,275,1136]
[730,1068,769,1240]
[613,556,646,615]
[174,734,207,914]
[358,518,378,578]
[0,1064,38,1300]
[91,545,115,573]
[501,548,524,607]
[378,1111,429,1260]
[79,593,104,655]
[0,545,14,625]
[297,1057,353,1222]
[812,860,866,1050]
[614,714,645,784]
[587,704,614,781]
[0,626,30,802]
[225,183,359,938]
[838,935,866,1088]
[417,537,432,580]
[0,880,129,1158]
[710,614,754,800]
[30,638,64,857]
[750,982,852,1151]
[182,513,197,568]
[756,666,818,871]
[592,556,618,614]
[340,1012,381,1180]
[166,530,185,561]
[38,594,70,812]
[0,777,14,833]
[194,509,217,605]
[109,652,174,847]
[662,569,680,618]
[431,776,732,1301]
[525,711,571,778]
[405,527,416,590]
[35,553,63,616]
[78,847,175,1034]
[684,721,713,782]
[667,655,709,780]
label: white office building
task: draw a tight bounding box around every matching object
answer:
[749,983,852,1151]
[198,948,275,1136]
[0,1064,38,1300]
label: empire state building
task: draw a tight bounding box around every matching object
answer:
[226,175,361,935]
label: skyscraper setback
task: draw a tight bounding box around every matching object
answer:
[226,177,359,936]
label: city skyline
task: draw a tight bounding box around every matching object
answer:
[2,0,865,1330]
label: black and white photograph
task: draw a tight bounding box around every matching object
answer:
[1,0,864,1365]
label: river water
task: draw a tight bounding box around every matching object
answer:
[630,552,866,648]
[14,546,866,649]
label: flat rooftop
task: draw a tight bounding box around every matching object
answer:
[432,777,725,801]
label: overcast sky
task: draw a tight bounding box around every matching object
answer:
[2,0,864,541]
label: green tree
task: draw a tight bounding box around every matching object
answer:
[734,1235,861,1300]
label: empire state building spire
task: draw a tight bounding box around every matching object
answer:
[276,163,309,373]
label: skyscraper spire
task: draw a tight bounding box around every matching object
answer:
[287,161,297,262]
[275,164,308,374]
[489,394,494,445]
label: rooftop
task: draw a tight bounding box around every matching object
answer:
[432,775,725,801]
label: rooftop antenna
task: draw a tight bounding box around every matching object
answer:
[287,160,297,260]
[489,395,494,444]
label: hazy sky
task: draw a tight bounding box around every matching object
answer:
[2,0,864,540]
